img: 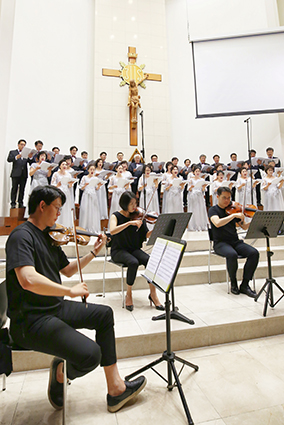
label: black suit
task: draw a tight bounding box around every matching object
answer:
[7,149,29,207]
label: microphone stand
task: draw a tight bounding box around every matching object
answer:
[244,117,254,205]
[140,110,147,210]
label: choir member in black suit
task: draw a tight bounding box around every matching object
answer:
[266,147,281,167]
[197,154,212,207]
[112,152,124,172]
[129,154,143,195]
[7,139,33,208]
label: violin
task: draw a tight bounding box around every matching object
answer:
[48,223,110,246]
[129,207,159,224]
[225,202,258,218]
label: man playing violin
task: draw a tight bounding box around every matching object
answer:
[5,185,146,413]
[208,186,259,297]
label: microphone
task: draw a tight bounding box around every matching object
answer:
[139,110,143,116]
[244,117,250,123]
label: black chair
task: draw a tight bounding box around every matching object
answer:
[0,280,68,424]
[207,227,255,293]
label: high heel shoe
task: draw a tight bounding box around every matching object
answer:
[148,294,165,311]
[125,304,134,312]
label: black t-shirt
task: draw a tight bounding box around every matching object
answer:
[111,211,148,254]
[208,204,240,244]
[5,221,69,320]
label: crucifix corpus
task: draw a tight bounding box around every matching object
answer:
[102,46,162,146]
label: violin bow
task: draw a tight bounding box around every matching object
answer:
[72,208,87,308]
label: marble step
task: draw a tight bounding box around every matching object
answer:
[64,245,284,274]
[12,279,284,372]
[60,260,284,294]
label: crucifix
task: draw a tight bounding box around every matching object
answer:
[102,46,162,146]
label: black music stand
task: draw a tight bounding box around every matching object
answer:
[126,236,198,425]
[245,211,284,316]
[147,213,193,325]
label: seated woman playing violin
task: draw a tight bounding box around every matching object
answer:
[109,191,164,312]
[208,186,259,298]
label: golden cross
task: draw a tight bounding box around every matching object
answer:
[102,46,162,146]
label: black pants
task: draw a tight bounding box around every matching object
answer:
[11,176,27,206]
[10,300,116,380]
[214,240,259,284]
[111,249,149,286]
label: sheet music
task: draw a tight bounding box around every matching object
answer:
[40,161,57,171]
[144,239,167,281]
[155,241,184,292]
[20,147,37,159]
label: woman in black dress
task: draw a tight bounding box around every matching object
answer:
[109,191,163,312]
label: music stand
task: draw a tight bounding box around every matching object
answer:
[245,211,284,316]
[147,213,194,325]
[147,212,192,246]
[126,235,199,425]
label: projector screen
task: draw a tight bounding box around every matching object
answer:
[191,29,284,118]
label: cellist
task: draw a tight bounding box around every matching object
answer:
[208,186,259,297]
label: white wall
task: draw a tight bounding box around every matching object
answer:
[6,0,95,156]
[0,0,16,215]
[93,0,172,162]
[165,0,283,165]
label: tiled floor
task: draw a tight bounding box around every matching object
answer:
[1,334,284,425]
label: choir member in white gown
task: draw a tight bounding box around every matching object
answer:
[187,165,209,231]
[211,171,234,206]
[51,159,74,228]
[261,165,284,211]
[236,167,258,205]
[79,163,101,233]
[29,151,53,189]
[94,158,109,220]
[163,165,186,213]
[138,164,159,213]
[108,165,131,218]
[161,161,174,213]
[25,151,54,217]
[120,160,132,179]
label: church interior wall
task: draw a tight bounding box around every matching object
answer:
[0,0,284,214]
[93,0,172,163]
[166,0,283,165]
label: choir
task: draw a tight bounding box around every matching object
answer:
[7,142,284,232]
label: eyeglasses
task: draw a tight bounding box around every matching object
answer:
[51,204,62,214]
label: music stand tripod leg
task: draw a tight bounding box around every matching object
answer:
[170,359,194,425]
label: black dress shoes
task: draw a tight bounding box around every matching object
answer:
[230,283,240,295]
[240,285,256,298]
[107,376,147,413]
[48,357,64,410]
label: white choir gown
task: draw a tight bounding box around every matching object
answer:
[161,172,172,213]
[25,164,50,217]
[51,171,74,228]
[187,178,208,231]
[138,176,160,213]
[261,177,284,211]
[211,180,223,206]
[236,177,257,205]
[163,176,183,213]
[108,176,129,218]
[79,176,101,233]
[97,183,108,220]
